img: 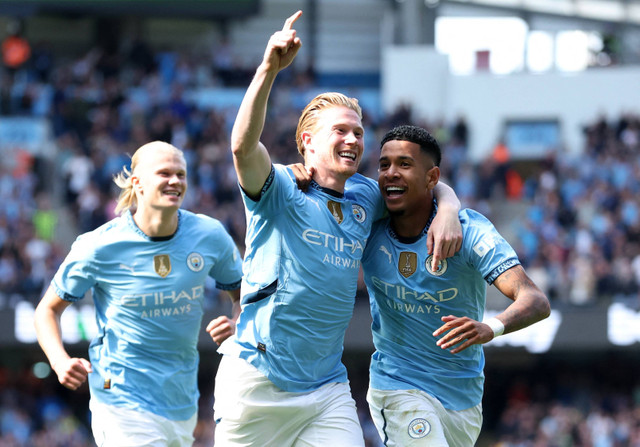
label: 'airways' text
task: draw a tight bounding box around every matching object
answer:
[323,254,360,269]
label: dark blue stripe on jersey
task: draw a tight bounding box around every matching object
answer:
[310,180,344,198]
[149,234,175,242]
[381,408,389,446]
[240,165,275,202]
[241,279,278,305]
[216,279,242,291]
[485,258,520,284]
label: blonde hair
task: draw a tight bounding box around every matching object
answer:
[295,92,362,158]
[113,141,184,215]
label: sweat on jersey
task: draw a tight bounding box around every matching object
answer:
[52,209,243,421]
[362,207,520,411]
[219,164,385,392]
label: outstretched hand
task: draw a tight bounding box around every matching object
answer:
[262,10,303,73]
[432,315,494,354]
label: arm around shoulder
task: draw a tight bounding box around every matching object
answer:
[429,181,463,267]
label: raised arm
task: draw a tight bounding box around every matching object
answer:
[34,286,93,390]
[433,265,550,354]
[428,181,462,269]
[230,10,303,197]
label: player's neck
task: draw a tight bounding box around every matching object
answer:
[133,207,179,237]
[312,170,348,194]
[389,204,434,239]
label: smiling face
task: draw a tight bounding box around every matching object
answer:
[132,143,188,214]
[378,139,439,217]
[302,105,364,190]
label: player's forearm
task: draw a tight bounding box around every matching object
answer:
[231,64,277,162]
[227,288,242,321]
[496,288,550,335]
[34,308,71,369]
[433,181,461,212]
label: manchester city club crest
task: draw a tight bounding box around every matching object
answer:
[352,204,366,223]
[408,418,431,439]
[187,252,205,272]
[398,251,417,278]
[154,254,172,278]
[425,255,448,276]
[327,200,344,224]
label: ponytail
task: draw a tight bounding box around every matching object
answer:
[113,165,136,215]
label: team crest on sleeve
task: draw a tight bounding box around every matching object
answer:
[398,251,417,278]
[187,252,205,272]
[408,418,431,439]
[327,200,344,224]
[425,255,448,276]
[154,254,172,278]
[352,204,366,223]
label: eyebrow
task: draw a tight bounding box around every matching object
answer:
[332,123,364,133]
[379,155,415,162]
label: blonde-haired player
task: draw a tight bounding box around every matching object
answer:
[35,141,243,446]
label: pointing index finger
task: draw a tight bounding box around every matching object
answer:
[283,10,302,31]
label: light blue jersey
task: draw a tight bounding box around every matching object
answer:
[362,207,520,411]
[52,209,242,421]
[219,164,384,392]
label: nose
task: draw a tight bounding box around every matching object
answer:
[384,164,400,179]
[344,131,358,145]
[168,174,183,185]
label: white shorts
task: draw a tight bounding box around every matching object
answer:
[213,355,365,447]
[366,388,482,447]
[90,400,197,447]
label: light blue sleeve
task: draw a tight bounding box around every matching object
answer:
[207,219,243,290]
[52,232,99,301]
[460,209,520,284]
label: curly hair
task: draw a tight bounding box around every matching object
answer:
[380,124,441,167]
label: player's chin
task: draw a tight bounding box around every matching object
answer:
[386,205,406,217]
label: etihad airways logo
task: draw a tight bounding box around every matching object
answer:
[120,285,204,307]
[371,276,458,303]
[302,229,365,254]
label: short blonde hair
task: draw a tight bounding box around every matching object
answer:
[113,141,184,215]
[295,92,362,158]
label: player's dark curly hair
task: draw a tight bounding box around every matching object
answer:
[380,125,441,167]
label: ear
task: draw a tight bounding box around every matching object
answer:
[426,166,440,190]
[301,131,314,155]
[131,174,143,195]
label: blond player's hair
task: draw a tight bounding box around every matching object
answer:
[113,141,184,215]
[295,92,362,158]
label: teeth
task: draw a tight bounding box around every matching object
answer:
[339,152,355,160]
[165,191,180,196]
[386,186,405,195]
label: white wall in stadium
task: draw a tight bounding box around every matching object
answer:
[382,46,640,160]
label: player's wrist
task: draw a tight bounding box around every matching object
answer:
[483,317,505,338]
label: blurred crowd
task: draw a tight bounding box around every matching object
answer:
[487,357,640,447]
[0,29,639,446]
